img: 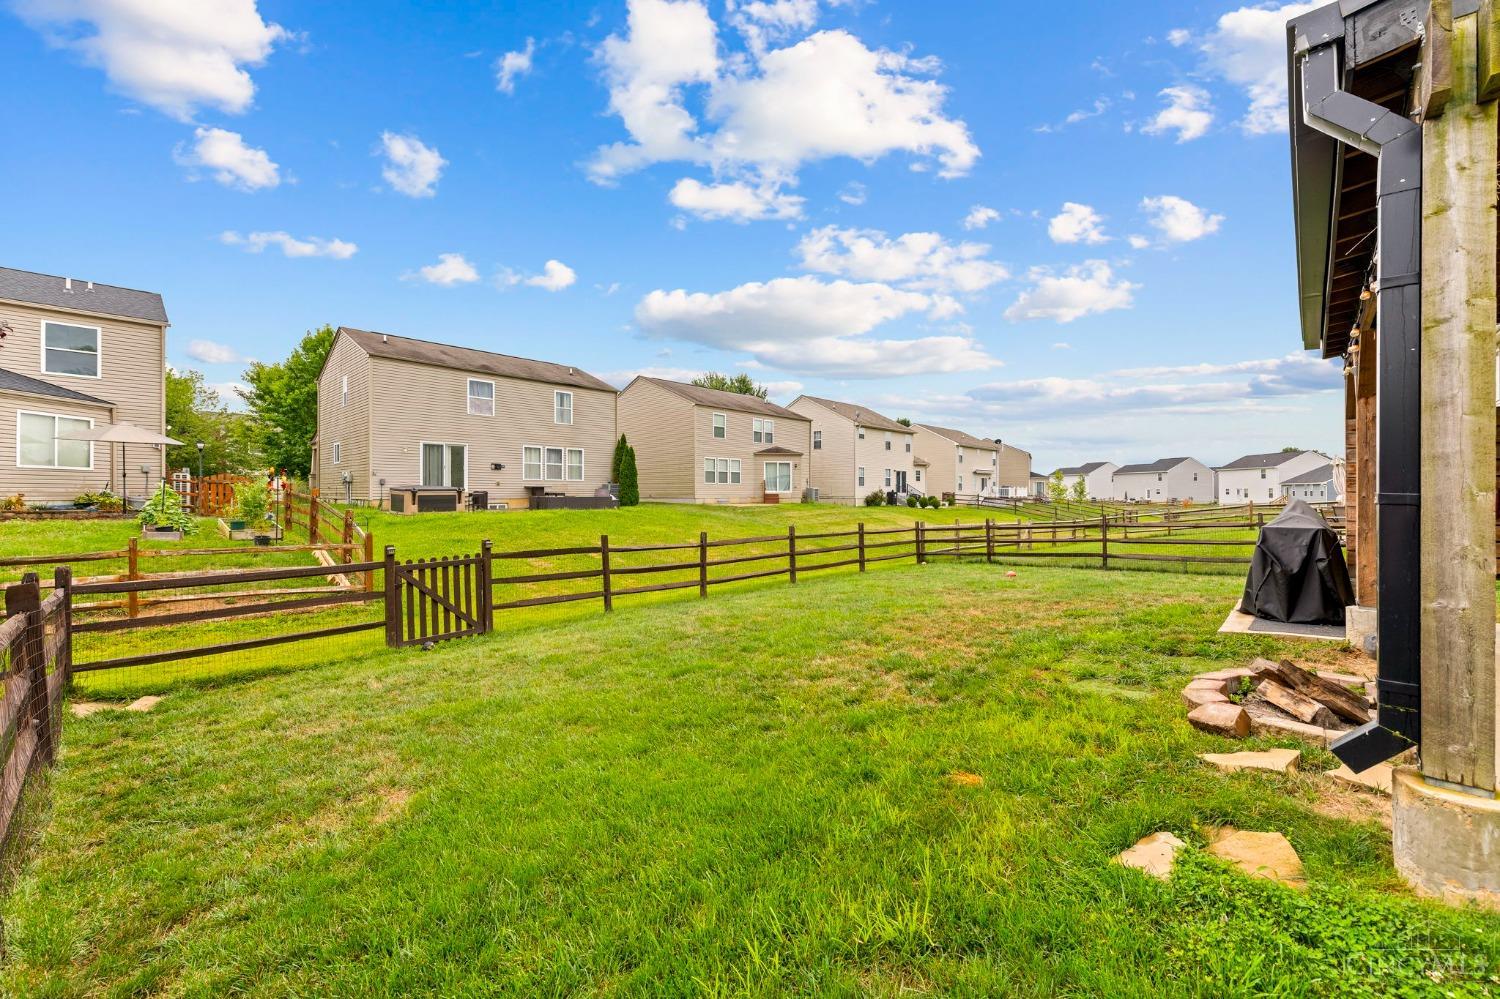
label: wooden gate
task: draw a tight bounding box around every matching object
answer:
[385,549,490,646]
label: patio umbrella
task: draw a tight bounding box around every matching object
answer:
[55,422,183,503]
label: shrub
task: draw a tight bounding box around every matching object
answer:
[230,481,270,525]
[618,445,640,507]
[906,495,919,508]
[0,493,24,513]
[74,490,122,512]
[137,484,196,534]
[863,490,887,507]
[923,496,940,509]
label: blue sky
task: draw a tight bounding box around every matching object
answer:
[1,0,1338,470]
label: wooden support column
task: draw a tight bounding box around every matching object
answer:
[1354,324,1380,605]
[1420,7,1499,791]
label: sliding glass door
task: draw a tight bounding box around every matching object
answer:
[420,443,466,489]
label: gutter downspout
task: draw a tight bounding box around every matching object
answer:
[1298,38,1423,770]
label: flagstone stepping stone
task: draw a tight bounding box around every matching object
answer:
[1115,831,1185,880]
[125,695,162,712]
[1207,829,1306,888]
[947,771,984,788]
[1326,762,1393,794]
[1187,701,1250,737]
[1198,748,1301,775]
[68,701,114,718]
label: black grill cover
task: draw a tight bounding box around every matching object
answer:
[1239,499,1355,625]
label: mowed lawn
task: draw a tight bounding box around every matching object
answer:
[5,563,1498,996]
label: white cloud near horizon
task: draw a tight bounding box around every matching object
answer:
[379,131,446,197]
[220,230,357,258]
[14,0,288,120]
[174,127,279,190]
[185,338,249,364]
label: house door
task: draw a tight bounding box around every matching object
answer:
[421,443,466,489]
[895,470,908,492]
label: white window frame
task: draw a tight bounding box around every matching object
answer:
[554,390,574,425]
[467,378,495,417]
[40,321,102,379]
[704,458,716,485]
[857,427,865,439]
[566,447,584,482]
[884,468,892,487]
[915,468,923,483]
[712,412,726,439]
[16,410,94,469]
[763,461,792,493]
[857,466,865,488]
[341,374,349,407]
[544,446,565,480]
[332,441,342,465]
[418,440,467,489]
[884,432,892,451]
[957,449,964,464]
[905,437,911,453]
[523,446,543,481]
[753,418,774,444]
[813,430,822,450]
[729,458,741,484]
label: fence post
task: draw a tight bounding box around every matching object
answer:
[916,520,927,564]
[478,540,493,634]
[308,489,321,546]
[858,522,867,572]
[53,566,72,688]
[383,545,400,647]
[363,531,375,592]
[986,518,995,563]
[283,485,292,532]
[698,532,709,597]
[1100,515,1110,570]
[600,535,613,612]
[342,509,354,566]
[6,574,51,766]
[126,536,139,619]
[787,525,798,583]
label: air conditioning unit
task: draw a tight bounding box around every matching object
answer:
[803,487,819,502]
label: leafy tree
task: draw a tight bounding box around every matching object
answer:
[1047,470,1067,503]
[691,371,768,399]
[618,442,640,506]
[895,417,913,427]
[164,369,257,474]
[611,435,631,483]
[240,325,335,479]
[1280,446,1302,452]
[1070,477,1088,503]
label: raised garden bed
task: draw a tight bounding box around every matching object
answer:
[215,518,283,542]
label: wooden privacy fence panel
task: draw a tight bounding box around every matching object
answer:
[170,473,255,516]
[0,568,70,852]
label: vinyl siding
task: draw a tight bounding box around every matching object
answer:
[854,426,916,499]
[691,404,812,503]
[314,331,373,502]
[366,356,617,507]
[911,426,997,495]
[1217,453,1328,502]
[789,398,857,503]
[618,379,696,501]
[0,298,165,502]
[997,444,1031,490]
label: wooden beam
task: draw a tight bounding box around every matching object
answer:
[1478,0,1500,101]
[1420,8,1499,790]
[1354,323,1379,604]
[1419,0,1455,119]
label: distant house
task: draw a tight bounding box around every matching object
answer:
[1112,457,1216,503]
[787,395,917,504]
[1215,450,1332,503]
[618,377,812,503]
[1280,462,1344,503]
[1051,461,1118,500]
[912,424,1001,497]
[0,266,168,503]
[1029,472,1049,498]
[312,327,617,508]
[994,441,1033,496]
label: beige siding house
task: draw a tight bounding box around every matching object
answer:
[312,328,617,508]
[787,395,918,504]
[995,442,1033,495]
[618,377,812,503]
[0,266,167,504]
[911,424,1001,498]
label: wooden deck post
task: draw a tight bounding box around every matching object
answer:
[126,537,139,619]
[382,545,400,647]
[857,523,867,572]
[600,535,613,612]
[787,526,797,583]
[1420,3,1499,791]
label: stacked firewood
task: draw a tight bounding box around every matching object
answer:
[1247,658,1373,728]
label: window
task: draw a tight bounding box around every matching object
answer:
[857,466,865,487]
[41,321,100,377]
[884,432,892,451]
[915,468,922,483]
[905,438,911,453]
[857,427,865,439]
[884,468,892,487]
[554,391,573,425]
[704,458,716,484]
[420,442,465,488]
[753,418,774,443]
[813,430,822,450]
[341,375,349,407]
[17,411,92,469]
[703,458,739,484]
[1193,472,1199,481]
[730,459,741,484]
[1157,473,1163,482]
[545,447,565,480]
[764,461,792,492]
[712,412,726,438]
[332,442,342,465]
[1260,468,1267,479]
[524,447,543,480]
[566,448,584,481]
[468,379,494,416]
[958,476,964,491]
[957,450,964,464]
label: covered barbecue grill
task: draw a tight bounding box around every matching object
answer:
[1239,499,1355,625]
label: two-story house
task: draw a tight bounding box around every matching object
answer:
[786,395,917,504]
[1051,462,1118,500]
[1215,450,1333,503]
[911,424,1001,498]
[1111,457,1216,502]
[1280,461,1345,503]
[312,328,617,508]
[994,441,1033,496]
[0,266,168,504]
[617,377,812,503]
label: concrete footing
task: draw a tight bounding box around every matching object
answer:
[1344,605,1377,657]
[1392,767,1500,908]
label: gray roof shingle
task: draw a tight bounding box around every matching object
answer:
[915,423,999,451]
[0,266,167,324]
[340,328,616,393]
[794,395,909,434]
[1216,451,1314,470]
[1116,457,1195,475]
[1053,461,1111,476]
[634,377,809,421]
[0,366,114,407]
[1281,463,1336,485]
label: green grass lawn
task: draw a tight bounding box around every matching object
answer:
[5,563,1497,996]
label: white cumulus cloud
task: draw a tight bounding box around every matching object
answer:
[668,177,805,221]
[1194,2,1319,135]
[379,131,446,198]
[220,230,357,258]
[185,339,248,364]
[14,0,288,120]
[405,253,480,286]
[963,204,1000,230]
[1140,195,1223,243]
[1047,202,1109,245]
[526,259,577,291]
[795,226,1009,293]
[1141,85,1214,142]
[496,37,535,93]
[174,127,279,190]
[1004,261,1137,324]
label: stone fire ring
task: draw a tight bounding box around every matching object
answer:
[1181,667,1375,746]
